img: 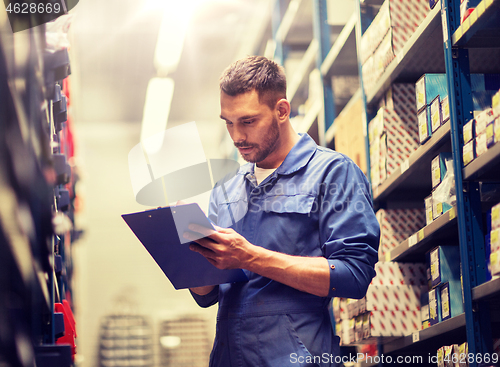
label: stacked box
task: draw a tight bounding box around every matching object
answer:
[364,310,420,337]
[463,140,476,166]
[416,74,500,116]
[492,208,500,276]
[441,96,451,123]
[416,74,448,113]
[463,119,475,144]
[355,315,364,342]
[431,157,455,220]
[476,132,488,157]
[348,318,356,344]
[487,119,495,148]
[347,297,360,319]
[431,96,443,133]
[337,319,350,346]
[420,291,430,329]
[376,208,426,257]
[428,246,461,289]
[360,0,430,92]
[475,108,495,136]
[372,262,427,286]
[429,287,441,326]
[432,153,453,189]
[495,118,500,144]
[493,90,500,117]
[461,0,481,23]
[440,281,464,321]
[369,107,419,187]
[458,342,468,367]
[492,251,500,276]
[418,106,432,144]
[365,284,422,312]
[425,195,434,226]
[432,189,453,220]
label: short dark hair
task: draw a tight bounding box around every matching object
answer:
[219,56,287,109]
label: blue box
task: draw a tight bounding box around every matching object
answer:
[463,119,475,144]
[418,106,432,144]
[416,74,500,114]
[428,246,461,289]
[429,0,439,9]
[439,281,463,321]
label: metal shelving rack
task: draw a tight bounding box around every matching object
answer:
[355,0,500,364]
[0,4,80,366]
[264,0,500,364]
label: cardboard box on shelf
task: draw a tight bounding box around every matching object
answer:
[431,96,442,133]
[487,119,495,148]
[491,250,500,276]
[333,96,366,173]
[418,107,432,144]
[364,310,421,337]
[495,118,500,144]
[417,74,500,115]
[425,195,434,226]
[476,133,488,157]
[491,203,500,230]
[493,90,500,117]
[432,186,453,220]
[360,0,429,65]
[463,119,475,144]
[428,246,461,290]
[365,284,422,312]
[416,74,448,113]
[463,139,476,166]
[431,153,453,190]
[372,262,427,286]
[490,229,500,253]
[475,108,495,137]
[429,287,441,326]
[376,208,426,257]
[441,96,450,123]
[369,107,419,187]
[420,290,429,328]
[355,315,364,342]
[440,281,464,321]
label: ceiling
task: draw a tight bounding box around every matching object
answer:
[70,0,274,141]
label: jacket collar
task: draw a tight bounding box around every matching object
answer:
[238,133,317,176]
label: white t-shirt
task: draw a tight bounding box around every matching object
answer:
[254,164,277,185]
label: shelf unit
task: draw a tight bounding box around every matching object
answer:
[0,5,80,366]
[359,0,500,364]
[263,0,500,364]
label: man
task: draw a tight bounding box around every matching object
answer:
[184,56,379,367]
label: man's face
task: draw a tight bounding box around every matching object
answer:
[220,90,280,166]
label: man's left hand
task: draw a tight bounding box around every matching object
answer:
[184,224,254,270]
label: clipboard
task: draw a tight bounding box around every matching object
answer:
[122,203,248,289]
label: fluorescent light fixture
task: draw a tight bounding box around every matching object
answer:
[140,77,175,146]
[153,0,212,74]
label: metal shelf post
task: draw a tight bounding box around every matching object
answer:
[313,0,334,144]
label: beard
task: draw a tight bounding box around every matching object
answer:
[235,116,280,164]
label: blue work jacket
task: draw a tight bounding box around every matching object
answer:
[191,133,380,367]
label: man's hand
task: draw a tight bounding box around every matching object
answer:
[184,224,255,270]
[184,224,331,298]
